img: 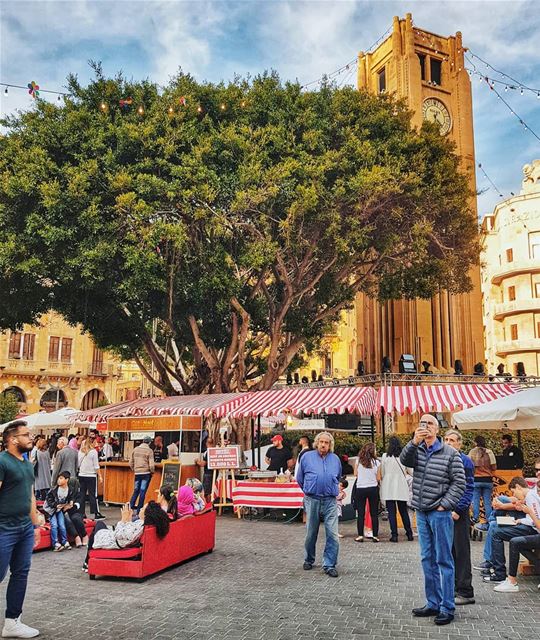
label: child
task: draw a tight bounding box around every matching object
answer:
[337,477,348,538]
[44,471,76,551]
[185,478,206,512]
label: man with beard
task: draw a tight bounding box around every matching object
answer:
[0,420,41,638]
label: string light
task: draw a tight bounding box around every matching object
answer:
[220,103,226,110]
[467,50,540,96]
[3,87,7,96]
[168,106,174,114]
[197,105,203,113]
[137,105,144,115]
[477,163,503,198]
[100,101,107,111]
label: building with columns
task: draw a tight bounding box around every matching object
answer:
[353,13,484,377]
[481,160,540,377]
[0,311,142,415]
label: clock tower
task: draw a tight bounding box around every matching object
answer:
[354,13,484,376]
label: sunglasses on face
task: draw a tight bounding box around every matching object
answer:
[535,468,540,473]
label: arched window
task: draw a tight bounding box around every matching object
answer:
[1,386,26,404]
[80,389,107,410]
[40,389,67,410]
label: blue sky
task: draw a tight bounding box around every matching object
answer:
[1,0,539,216]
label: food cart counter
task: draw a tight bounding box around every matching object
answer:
[99,414,204,505]
[99,461,199,505]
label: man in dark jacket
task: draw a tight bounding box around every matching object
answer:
[444,429,475,606]
[400,414,465,626]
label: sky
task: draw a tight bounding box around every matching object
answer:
[1,0,539,216]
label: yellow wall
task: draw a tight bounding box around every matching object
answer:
[0,311,142,414]
[481,161,540,376]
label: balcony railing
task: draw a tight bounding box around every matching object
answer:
[491,259,540,285]
[88,364,107,377]
[493,299,540,320]
[496,338,540,356]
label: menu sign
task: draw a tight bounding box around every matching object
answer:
[207,446,242,470]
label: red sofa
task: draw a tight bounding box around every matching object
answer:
[88,508,216,580]
[34,519,96,552]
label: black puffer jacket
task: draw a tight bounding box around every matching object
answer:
[400,438,465,512]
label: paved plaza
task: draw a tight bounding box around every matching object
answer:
[3,509,539,640]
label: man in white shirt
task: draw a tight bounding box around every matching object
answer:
[484,475,540,588]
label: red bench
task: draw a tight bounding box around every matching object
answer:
[34,519,96,552]
[88,508,216,580]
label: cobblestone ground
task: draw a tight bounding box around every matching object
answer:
[2,508,539,639]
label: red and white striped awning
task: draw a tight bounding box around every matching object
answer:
[377,384,519,415]
[227,386,377,419]
[76,393,251,422]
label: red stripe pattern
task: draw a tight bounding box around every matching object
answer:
[232,481,305,509]
[377,384,519,415]
[226,386,377,419]
[76,393,250,422]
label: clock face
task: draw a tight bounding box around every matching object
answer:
[422,98,452,135]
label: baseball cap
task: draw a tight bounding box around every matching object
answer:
[143,436,152,444]
[271,434,283,443]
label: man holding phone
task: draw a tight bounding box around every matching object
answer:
[400,414,465,626]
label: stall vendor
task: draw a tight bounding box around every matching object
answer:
[265,435,293,473]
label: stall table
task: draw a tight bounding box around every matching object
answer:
[232,481,304,510]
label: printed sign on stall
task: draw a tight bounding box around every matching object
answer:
[207,446,242,470]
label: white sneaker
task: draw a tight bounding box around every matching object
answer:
[2,616,39,638]
[61,543,71,550]
[53,543,63,552]
[494,578,519,593]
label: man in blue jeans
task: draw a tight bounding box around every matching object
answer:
[296,432,342,578]
[401,414,465,626]
[129,436,155,513]
[0,420,42,638]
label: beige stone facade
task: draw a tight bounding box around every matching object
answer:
[481,161,540,377]
[353,13,484,376]
[0,311,142,414]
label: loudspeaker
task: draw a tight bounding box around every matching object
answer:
[381,356,392,374]
[357,361,365,376]
[454,359,464,375]
[293,373,300,384]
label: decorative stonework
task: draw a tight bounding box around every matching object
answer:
[522,160,540,194]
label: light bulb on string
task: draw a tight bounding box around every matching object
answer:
[537,93,540,99]
[505,86,508,92]
[57,95,61,102]
[197,105,203,113]
[520,88,524,95]
[3,87,8,96]
[168,106,174,114]
[137,105,144,115]
[100,101,107,111]
[240,100,246,108]
[220,103,226,111]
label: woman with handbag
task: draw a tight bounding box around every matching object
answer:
[379,436,414,542]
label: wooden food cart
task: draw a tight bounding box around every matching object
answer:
[100,414,203,505]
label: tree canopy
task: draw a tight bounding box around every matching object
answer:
[0,67,478,394]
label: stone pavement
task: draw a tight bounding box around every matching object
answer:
[2,509,539,640]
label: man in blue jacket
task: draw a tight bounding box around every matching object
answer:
[444,429,475,605]
[296,431,342,577]
[400,414,465,626]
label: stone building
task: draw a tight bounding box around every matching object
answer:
[354,13,484,377]
[481,161,540,377]
[0,311,142,414]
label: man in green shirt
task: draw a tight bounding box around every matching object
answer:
[0,420,41,638]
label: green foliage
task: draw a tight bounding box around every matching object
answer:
[0,68,478,394]
[0,393,20,424]
[267,430,540,477]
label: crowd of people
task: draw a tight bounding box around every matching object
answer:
[1,415,539,636]
[295,419,540,627]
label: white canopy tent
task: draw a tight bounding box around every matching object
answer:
[452,388,540,430]
[0,407,80,433]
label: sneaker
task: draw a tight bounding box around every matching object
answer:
[1,615,39,638]
[455,595,475,605]
[82,561,88,572]
[494,579,519,593]
[483,574,504,583]
[474,522,489,532]
[53,543,63,552]
[302,562,313,570]
[93,512,106,520]
[62,542,71,550]
[473,561,492,571]
[324,567,338,577]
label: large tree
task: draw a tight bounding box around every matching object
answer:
[0,68,478,395]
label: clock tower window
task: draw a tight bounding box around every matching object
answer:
[377,67,386,94]
[430,58,442,86]
[418,54,426,81]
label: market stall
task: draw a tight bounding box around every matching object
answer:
[75,393,250,505]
